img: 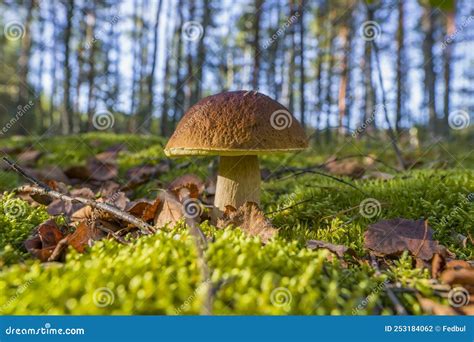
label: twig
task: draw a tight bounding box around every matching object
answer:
[96,224,130,244]
[20,184,156,235]
[266,197,314,215]
[270,154,399,180]
[185,217,213,315]
[370,254,408,315]
[278,169,369,196]
[2,157,51,189]
[370,33,407,170]
[413,220,429,258]
[48,236,69,262]
[3,157,155,235]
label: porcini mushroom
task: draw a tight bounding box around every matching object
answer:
[164,91,307,214]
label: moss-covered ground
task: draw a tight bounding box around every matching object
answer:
[0,132,472,314]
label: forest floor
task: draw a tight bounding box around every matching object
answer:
[0,132,473,315]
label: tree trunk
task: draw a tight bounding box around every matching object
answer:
[86,4,97,131]
[362,6,376,137]
[129,0,141,132]
[172,0,185,127]
[147,0,164,132]
[337,24,351,136]
[251,0,264,90]
[160,2,175,136]
[443,5,456,136]
[395,0,405,134]
[17,0,35,134]
[421,4,437,135]
[193,0,211,102]
[298,0,305,129]
[61,0,74,135]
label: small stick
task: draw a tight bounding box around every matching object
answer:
[370,254,408,315]
[278,169,369,196]
[185,216,213,315]
[96,224,130,244]
[19,185,155,235]
[3,157,155,235]
[266,197,314,215]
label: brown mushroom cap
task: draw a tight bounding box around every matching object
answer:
[164,91,308,156]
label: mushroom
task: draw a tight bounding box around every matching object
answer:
[164,91,307,215]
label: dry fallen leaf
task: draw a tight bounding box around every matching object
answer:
[440,268,474,290]
[24,219,64,261]
[64,153,118,182]
[123,162,169,190]
[217,202,277,243]
[142,197,162,222]
[17,149,43,167]
[431,253,445,279]
[154,193,183,228]
[417,297,458,315]
[364,218,444,261]
[168,174,204,201]
[307,240,355,258]
[67,221,106,253]
[323,156,370,179]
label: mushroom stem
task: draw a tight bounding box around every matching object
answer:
[214,155,261,214]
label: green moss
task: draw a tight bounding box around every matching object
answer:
[0,133,472,315]
[0,193,49,265]
[0,223,389,315]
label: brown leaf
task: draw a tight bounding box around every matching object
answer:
[217,202,277,243]
[364,219,444,261]
[418,297,458,315]
[324,157,367,179]
[154,193,183,228]
[47,199,83,217]
[87,156,118,181]
[168,174,204,200]
[67,221,106,253]
[459,305,474,315]
[122,163,169,190]
[29,166,70,184]
[440,269,474,288]
[142,198,162,222]
[64,154,118,182]
[70,187,95,199]
[24,219,64,261]
[431,253,445,279]
[17,149,42,167]
[126,199,153,218]
[64,165,90,180]
[98,181,121,197]
[307,240,355,258]
[446,260,472,271]
[71,205,93,222]
[102,191,128,210]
